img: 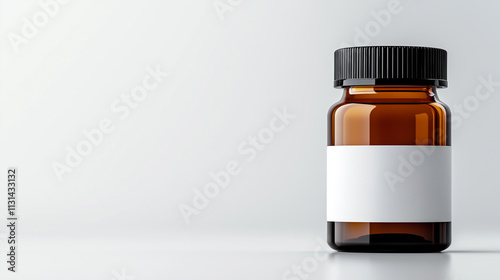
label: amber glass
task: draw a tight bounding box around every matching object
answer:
[327,85,451,253]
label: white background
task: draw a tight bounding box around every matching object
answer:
[0,0,499,279]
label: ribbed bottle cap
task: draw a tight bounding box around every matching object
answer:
[334,46,447,88]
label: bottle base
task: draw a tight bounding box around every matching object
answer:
[329,241,451,253]
[327,222,451,253]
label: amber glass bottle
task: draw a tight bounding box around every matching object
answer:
[327,46,451,252]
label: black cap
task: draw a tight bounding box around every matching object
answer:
[334,46,447,88]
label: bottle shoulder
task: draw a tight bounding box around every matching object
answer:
[328,100,451,119]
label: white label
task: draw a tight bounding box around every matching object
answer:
[327,145,451,222]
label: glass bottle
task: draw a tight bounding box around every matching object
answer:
[327,46,451,252]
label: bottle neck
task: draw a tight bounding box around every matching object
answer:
[342,85,438,103]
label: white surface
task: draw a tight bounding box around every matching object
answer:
[327,146,451,222]
[0,234,499,279]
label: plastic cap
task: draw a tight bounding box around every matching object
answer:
[334,46,447,88]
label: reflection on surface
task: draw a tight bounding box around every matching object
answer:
[326,252,451,280]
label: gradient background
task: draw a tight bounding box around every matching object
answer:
[0,0,499,279]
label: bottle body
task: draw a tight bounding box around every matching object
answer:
[327,86,451,252]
